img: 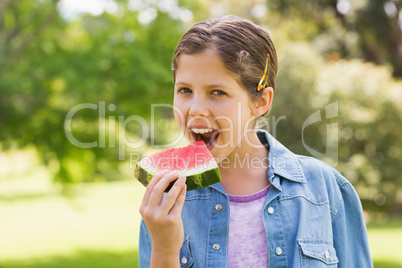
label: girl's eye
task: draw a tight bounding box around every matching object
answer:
[212,90,227,96]
[178,87,192,94]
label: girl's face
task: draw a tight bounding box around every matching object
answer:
[173,49,260,162]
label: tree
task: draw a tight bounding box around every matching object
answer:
[267,0,402,77]
[0,0,187,186]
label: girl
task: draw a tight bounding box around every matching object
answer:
[139,15,372,267]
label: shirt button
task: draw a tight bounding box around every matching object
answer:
[267,207,274,214]
[181,257,188,264]
[213,243,220,250]
[215,204,223,211]
[324,250,330,259]
[275,247,283,255]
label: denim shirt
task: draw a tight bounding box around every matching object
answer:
[139,130,373,267]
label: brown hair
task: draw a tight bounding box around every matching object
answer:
[172,15,278,107]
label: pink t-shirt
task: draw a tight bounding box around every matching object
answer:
[227,185,271,268]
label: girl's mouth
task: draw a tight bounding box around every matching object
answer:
[190,128,220,150]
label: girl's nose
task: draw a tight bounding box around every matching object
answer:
[189,96,209,117]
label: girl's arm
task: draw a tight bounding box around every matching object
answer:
[138,171,187,268]
[332,175,373,268]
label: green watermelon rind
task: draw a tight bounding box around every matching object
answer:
[134,163,221,192]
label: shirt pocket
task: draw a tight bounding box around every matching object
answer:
[298,239,339,267]
[180,236,194,268]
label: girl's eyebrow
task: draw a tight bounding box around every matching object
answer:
[175,81,230,90]
[206,83,230,90]
[174,81,191,87]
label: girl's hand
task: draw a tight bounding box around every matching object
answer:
[139,171,187,264]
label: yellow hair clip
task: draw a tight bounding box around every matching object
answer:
[257,54,270,92]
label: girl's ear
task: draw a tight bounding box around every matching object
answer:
[251,87,274,116]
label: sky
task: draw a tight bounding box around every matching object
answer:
[57,0,118,20]
[57,0,193,24]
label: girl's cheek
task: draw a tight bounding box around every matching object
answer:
[173,104,186,128]
[173,110,183,126]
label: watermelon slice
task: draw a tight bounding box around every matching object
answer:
[134,141,221,192]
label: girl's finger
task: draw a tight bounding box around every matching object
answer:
[159,175,187,214]
[169,182,187,217]
[147,172,181,208]
[140,170,169,210]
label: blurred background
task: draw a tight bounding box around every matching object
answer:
[0,0,401,267]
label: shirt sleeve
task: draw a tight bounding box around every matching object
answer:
[139,219,152,268]
[331,174,373,268]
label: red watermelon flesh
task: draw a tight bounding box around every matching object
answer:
[134,141,221,191]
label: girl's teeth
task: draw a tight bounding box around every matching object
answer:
[191,128,213,134]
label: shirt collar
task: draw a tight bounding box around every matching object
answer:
[257,130,306,184]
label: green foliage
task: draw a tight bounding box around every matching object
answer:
[267,0,402,77]
[0,0,186,184]
[317,60,402,212]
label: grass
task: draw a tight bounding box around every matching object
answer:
[1,177,401,267]
[2,250,138,268]
[367,220,402,268]
[0,177,145,268]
